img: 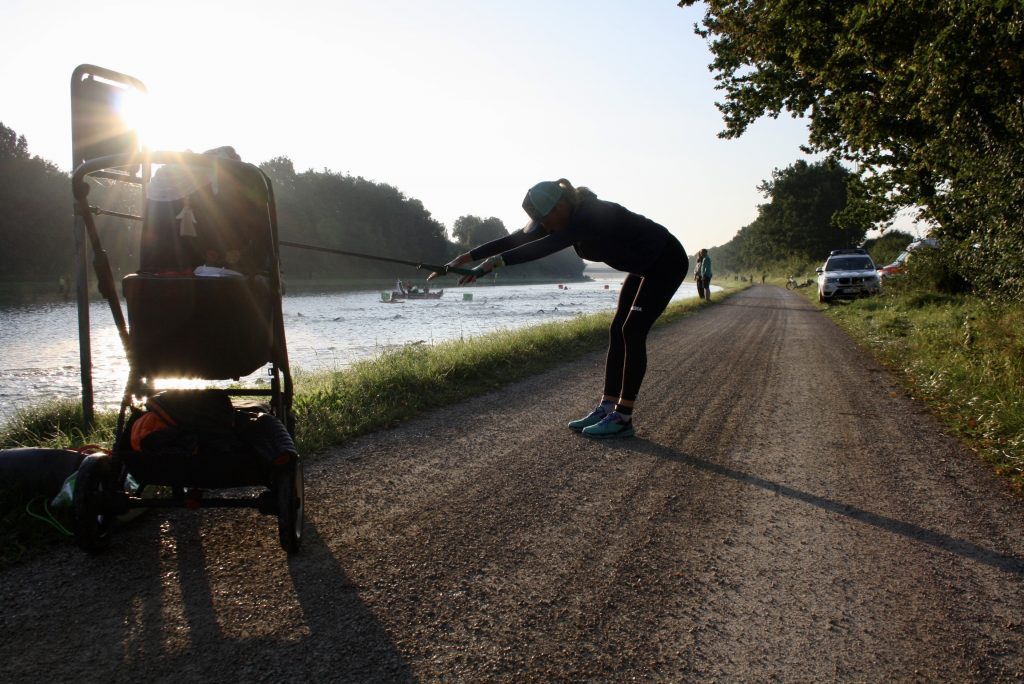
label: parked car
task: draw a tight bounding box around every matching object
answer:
[878,251,908,279]
[877,238,940,279]
[817,249,881,303]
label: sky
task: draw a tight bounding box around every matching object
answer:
[1,0,836,252]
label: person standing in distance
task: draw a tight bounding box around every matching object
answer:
[694,250,706,300]
[431,179,688,438]
[698,248,713,301]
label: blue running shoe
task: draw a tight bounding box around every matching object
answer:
[581,411,635,439]
[567,405,609,431]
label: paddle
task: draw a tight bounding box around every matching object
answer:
[279,241,477,277]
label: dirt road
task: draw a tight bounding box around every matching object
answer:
[2,285,1022,681]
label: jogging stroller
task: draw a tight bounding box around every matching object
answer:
[70,147,304,554]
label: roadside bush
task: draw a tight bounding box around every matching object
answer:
[895,250,970,298]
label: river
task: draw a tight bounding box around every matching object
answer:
[0,272,703,424]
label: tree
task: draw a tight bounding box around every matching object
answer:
[755,160,859,260]
[0,122,74,280]
[680,0,1024,298]
[706,159,857,274]
[261,162,453,280]
[452,215,511,250]
[0,122,29,161]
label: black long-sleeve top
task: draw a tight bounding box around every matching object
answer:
[469,197,676,276]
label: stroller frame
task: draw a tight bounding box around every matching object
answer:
[69,68,303,554]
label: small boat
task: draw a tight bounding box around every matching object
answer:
[387,279,443,300]
[390,289,443,300]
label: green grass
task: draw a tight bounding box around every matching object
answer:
[809,285,1024,492]
[0,283,744,569]
[0,398,118,450]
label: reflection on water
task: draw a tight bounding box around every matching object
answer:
[0,301,128,421]
[0,277,701,424]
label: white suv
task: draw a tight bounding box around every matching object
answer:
[816,249,881,303]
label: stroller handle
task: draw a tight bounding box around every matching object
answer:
[72,151,258,200]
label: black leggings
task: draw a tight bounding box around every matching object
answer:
[604,237,688,402]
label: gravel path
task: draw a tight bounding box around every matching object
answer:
[2,285,1022,681]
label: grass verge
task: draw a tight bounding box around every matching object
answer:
[0,283,746,568]
[807,286,1023,492]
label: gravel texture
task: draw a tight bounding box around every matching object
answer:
[2,285,1022,682]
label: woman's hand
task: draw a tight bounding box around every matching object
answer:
[427,252,472,281]
[458,256,501,285]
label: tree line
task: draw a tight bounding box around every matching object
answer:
[0,124,72,282]
[704,159,914,277]
[680,0,1024,299]
[0,122,584,287]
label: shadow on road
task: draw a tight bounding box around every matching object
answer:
[627,439,1024,577]
[286,520,414,681]
[104,515,414,679]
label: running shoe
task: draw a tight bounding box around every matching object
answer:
[581,412,635,439]
[567,405,609,431]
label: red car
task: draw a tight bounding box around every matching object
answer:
[877,239,939,280]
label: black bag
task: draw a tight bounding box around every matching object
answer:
[123,391,293,489]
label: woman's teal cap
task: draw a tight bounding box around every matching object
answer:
[521,180,563,233]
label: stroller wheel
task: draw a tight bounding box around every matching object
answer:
[73,454,114,552]
[277,456,304,554]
